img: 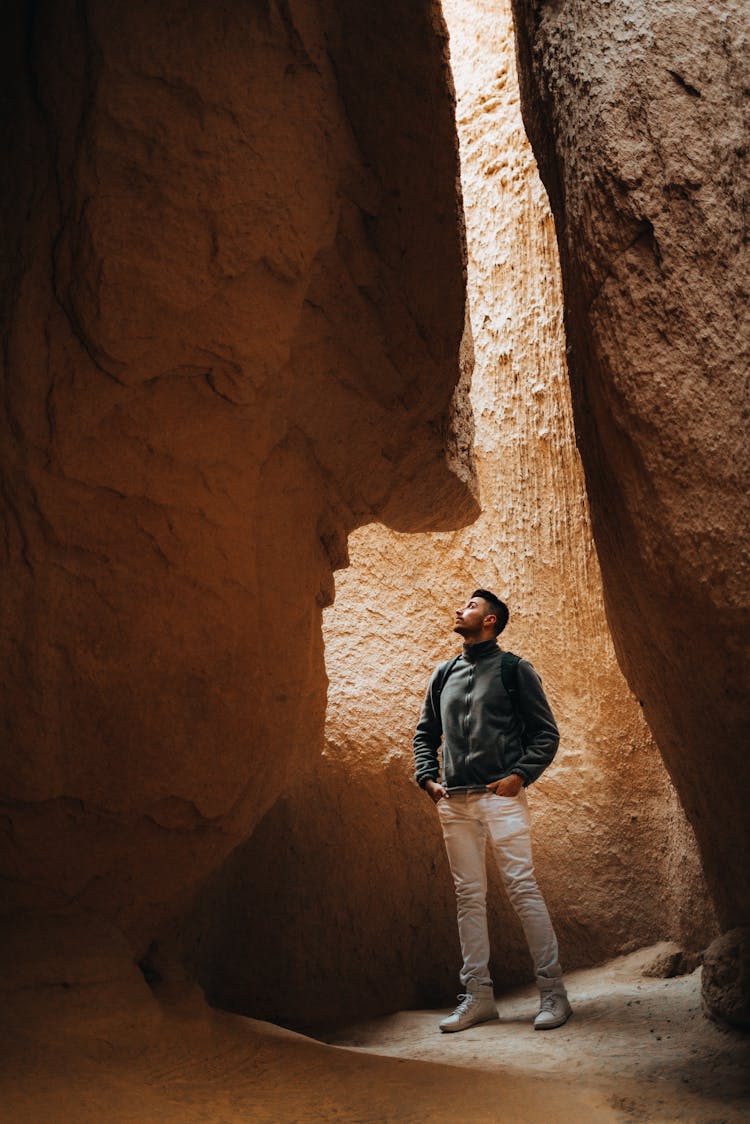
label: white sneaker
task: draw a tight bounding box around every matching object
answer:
[439,980,498,1033]
[534,986,572,1030]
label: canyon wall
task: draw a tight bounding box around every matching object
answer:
[0,0,477,947]
[511,0,749,1023]
[188,0,715,1030]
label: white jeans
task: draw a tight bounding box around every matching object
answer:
[437,790,562,989]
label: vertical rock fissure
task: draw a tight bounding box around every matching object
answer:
[186,0,715,1030]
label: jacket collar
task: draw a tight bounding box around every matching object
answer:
[462,637,498,662]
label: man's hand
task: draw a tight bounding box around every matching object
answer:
[486,774,523,798]
[425,779,449,804]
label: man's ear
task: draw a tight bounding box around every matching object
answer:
[484,613,497,631]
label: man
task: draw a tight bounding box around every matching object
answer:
[413,590,571,1033]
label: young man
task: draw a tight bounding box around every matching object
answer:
[413,590,571,1032]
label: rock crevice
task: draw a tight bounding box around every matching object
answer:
[185,0,715,1028]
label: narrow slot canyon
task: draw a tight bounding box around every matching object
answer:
[1,1,748,1121]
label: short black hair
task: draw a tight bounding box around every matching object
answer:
[472,589,509,635]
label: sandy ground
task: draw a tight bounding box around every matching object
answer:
[322,947,750,1122]
[2,919,748,1123]
[0,975,611,1123]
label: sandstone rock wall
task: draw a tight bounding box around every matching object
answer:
[0,0,476,944]
[188,0,715,1030]
[510,0,749,948]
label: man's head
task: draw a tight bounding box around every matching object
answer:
[453,589,509,643]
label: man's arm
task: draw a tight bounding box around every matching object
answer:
[508,659,560,786]
[413,669,444,791]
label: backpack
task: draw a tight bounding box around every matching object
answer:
[431,650,523,735]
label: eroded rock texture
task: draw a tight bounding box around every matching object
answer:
[510,1,750,1019]
[702,927,750,1029]
[0,0,477,943]
[187,0,714,1030]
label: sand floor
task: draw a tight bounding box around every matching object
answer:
[2,922,748,1123]
[322,946,750,1122]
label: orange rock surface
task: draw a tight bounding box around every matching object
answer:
[511,0,750,1019]
[0,0,477,942]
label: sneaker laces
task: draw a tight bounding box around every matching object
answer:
[453,993,474,1015]
[539,993,560,1012]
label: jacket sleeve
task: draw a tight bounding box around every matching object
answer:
[509,659,559,786]
[413,667,443,788]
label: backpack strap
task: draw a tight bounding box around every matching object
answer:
[500,651,522,714]
[429,654,462,719]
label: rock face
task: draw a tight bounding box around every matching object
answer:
[510,0,750,1018]
[0,1,477,943]
[702,927,750,1029]
[187,0,714,1030]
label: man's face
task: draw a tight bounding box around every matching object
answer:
[454,595,493,638]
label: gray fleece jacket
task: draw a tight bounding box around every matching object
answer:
[413,638,559,790]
